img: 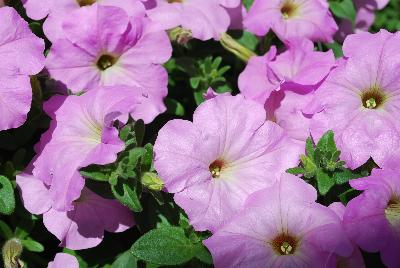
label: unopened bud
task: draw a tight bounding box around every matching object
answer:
[168,27,192,45]
[141,172,164,191]
[2,238,24,268]
[220,33,256,62]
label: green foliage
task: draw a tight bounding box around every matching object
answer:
[329,0,357,23]
[287,131,365,197]
[373,0,400,32]
[177,56,231,105]
[131,226,210,266]
[0,176,15,215]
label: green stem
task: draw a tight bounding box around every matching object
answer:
[219,33,256,62]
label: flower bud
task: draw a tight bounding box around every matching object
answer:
[2,238,24,268]
[141,172,164,191]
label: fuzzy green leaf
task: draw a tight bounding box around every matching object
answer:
[316,170,335,195]
[21,239,44,252]
[131,226,196,266]
[112,251,138,268]
[112,181,142,212]
[0,176,15,215]
[286,167,306,175]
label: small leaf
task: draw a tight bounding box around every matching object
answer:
[165,98,185,117]
[112,182,143,212]
[316,170,335,195]
[131,226,196,266]
[21,239,44,252]
[211,57,222,69]
[333,169,363,185]
[189,77,201,89]
[141,144,154,172]
[305,137,315,159]
[80,165,110,182]
[316,130,337,153]
[339,188,360,205]
[0,176,15,215]
[112,251,138,268]
[0,220,13,239]
[286,167,305,175]
[194,243,212,264]
[329,0,356,22]
[325,42,344,58]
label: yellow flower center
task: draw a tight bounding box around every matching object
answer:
[280,0,299,19]
[385,197,400,228]
[96,54,117,71]
[76,0,97,7]
[271,233,298,255]
[361,85,387,109]
[209,159,225,178]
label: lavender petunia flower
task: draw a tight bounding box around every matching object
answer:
[17,174,134,250]
[145,0,240,40]
[344,168,400,267]
[329,202,366,268]
[46,4,172,123]
[310,30,400,169]
[0,7,45,130]
[32,86,144,211]
[204,174,353,268]
[336,0,390,42]
[23,0,146,41]
[48,253,79,268]
[154,95,302,232]
[239,39,335,142]
[244,0,338,42]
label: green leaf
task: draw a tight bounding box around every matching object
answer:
[0,220,13,239]
[333,169,363,184]
[80,165,110,182]
[112,181,143,212]
[21,239,44,252]
[329,0,356,22]
[165,98,185,117]
[189,77,201,89]
[131,226,196,265]
[237,31,259,51]
[316,130,337,153]
[325,42,344,58]
[0,176,15,215]
[339,188,360,205]
[305,137,315,159]
[112,251,138,268]
[316,170,335,195]
[243,0,254,10]
[141,144,154,172]
[286,167,305,175]
[194,243,212,264]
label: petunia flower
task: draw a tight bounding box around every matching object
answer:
[239,39,335,142]
[204,174,353,268]
[335,0,390,42]
[154,95,302,232]
[309,30,400,169]
[244,0,338,42]
[32,86,144,211]
[0,7,45,130]
[329,202,366,268]
[145,0,240,40]
[343,168,400,267]
[48,253,79,268]
[23,0,145,41]
[46,4,172,123]
[17,173,134,250]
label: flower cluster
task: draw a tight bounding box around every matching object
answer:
[0,0,399,267]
